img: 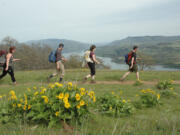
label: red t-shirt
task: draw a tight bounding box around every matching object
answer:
[90,52,95,62]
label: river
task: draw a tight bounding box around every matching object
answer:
[63,52,179,71]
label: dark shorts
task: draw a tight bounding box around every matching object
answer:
[129,64,138,73]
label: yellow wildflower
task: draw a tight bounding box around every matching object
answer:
[63,97,68,103]
[88,91,95,98]
[17,104,22,108]
[64,102,71,109]
[23,105,26,110]
[28,105,31,110]
[122,99,126,103]
[20,98,23,103]
[80,100,85,106]
[170,87,174,91]
[33,87,37,90]
[34,91,39,96]
[55,82,63,87]
[65,93,69,98]
[55,111,59,116]
[9,90,15,96]
[112,91,115,95]
[27,88,31,92]
[76,104,80,109]
[157,94,160,100]
[12,103,16,108]
[68,82,73,87]
[93,96,96,102]
[56,93,64,100]
[109,106,112,110]
[41,96,49,103]
[48,84,55,88]
[75,93,81,101]
[0,95,2,99]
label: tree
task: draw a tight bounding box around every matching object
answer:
[137,52,155,71]
[1,36,18,47]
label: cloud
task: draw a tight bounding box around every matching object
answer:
[0,0,179,42]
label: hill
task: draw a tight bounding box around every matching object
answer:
[26,38,90,53]
[97,36,180,68]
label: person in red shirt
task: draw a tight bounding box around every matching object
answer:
[120,46,140,81]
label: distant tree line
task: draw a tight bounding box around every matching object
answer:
[0,36,109,70]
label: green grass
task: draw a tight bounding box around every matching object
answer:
[0,69,180,135]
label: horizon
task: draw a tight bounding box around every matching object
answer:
[0,0,180,43]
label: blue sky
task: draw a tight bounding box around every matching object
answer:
[0,0,180,43]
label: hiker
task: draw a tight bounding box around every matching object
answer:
[0,46,20,84]
[84,45,100,83]
[120,46,140,81]
[47,43,67,82]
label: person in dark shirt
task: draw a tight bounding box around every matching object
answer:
[84,45,100,83]
[120,46,140,81]
[47,43,67,82]
[0,46,20,85]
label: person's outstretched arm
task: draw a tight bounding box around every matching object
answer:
[92,54,100,64]
[130,57,134,69]
[5,54,11,71]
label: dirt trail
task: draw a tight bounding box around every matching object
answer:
[1,81,180,87]
[80,80,180,85]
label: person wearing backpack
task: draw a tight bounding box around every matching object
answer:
[47,43,67,82]
[120,46,140,81]
[84,45,100,83]
[0,46,20,85]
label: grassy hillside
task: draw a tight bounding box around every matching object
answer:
[97,36,180,68]
[0,69,180,135]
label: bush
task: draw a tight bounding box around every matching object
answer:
[96,92,134,117]
[156,80,174,90]
[135,89,161,108]
[160,87,177,98]
[0,82,96,127]
[133,80,143,86]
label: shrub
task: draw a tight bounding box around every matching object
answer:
[135,89,161,108]
[0,82,96,127]
[160,87,177,98]
[133,80,143,86]
[96,92,134,117]
[156,80,174,90]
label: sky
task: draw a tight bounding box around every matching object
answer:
[0,0,180,43]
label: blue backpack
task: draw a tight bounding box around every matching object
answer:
[124,51,133,65]
[124,54,129,64]
[48,50,56,63]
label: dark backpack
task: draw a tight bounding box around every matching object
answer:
[0,50,7,66]
[124,51,133,65]
[48,50,57,63]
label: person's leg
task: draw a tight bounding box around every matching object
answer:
[120,71,131,81]
[91,63,96,83]
[7,67,16,84]
[47,62,60,81]
[0,69,8,80]
[84,63,92,80]
[136,72,140,81]
[135,64,139,81]
[91,63,95,79]
[59,62,65,82]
